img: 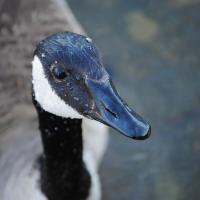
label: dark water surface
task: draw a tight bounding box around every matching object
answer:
[67,0,200,199]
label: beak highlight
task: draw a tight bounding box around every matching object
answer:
[86,78,151,140]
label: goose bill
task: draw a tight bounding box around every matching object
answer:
[85,78,151,140]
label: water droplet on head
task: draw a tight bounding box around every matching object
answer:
[67,82,71,87]
[75,75,81,81]
[86,37,92,43]
[54,127,58,131]
[41,53,45,58]
[74,97,79,101]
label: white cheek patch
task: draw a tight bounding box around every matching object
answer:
[32,56,83,119]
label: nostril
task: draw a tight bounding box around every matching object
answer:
[101,102,118,118]
[105,107,118,118]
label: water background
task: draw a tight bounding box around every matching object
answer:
[67,0,200,199]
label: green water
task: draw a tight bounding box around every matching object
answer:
[67,0,200,199]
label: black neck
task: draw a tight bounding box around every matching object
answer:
[33,96,91,200]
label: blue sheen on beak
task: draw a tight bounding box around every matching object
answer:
[85,78,151,140]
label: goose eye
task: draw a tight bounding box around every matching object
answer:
[51,65,67,80]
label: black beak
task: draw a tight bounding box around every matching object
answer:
[85,77,151,140]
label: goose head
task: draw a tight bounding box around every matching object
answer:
[32,32,151,140]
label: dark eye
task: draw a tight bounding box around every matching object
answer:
[51,65,68,80]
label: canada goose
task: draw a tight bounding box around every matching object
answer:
[0,32,150,200]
